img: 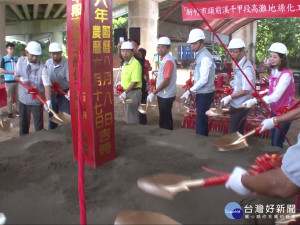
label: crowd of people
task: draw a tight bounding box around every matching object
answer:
[117,28,300,202]
[0,28,299,203]
[0,41,70,135]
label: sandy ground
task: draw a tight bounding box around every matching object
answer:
[0,69,299,224]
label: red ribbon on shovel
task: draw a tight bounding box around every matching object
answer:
[51,82,67,95]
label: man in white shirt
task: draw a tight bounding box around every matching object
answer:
[180,29,215,136]
[220,38,255,134]
[45,42,70,130]
[14,41,51,136]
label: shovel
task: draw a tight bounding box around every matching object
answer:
[214,126,262,151]
[0,119,13,132]
[120,98,133,104]
[49,112,71,125]
[19,81,64,123]
[114,210,181,225]
[137,173,229,200]
[138,102,156,114]
[206,106,246,117]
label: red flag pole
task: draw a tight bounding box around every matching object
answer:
[78,0,86,224]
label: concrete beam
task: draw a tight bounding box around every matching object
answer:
[53,4,65,18]
[44,3,53,19]
[9,5,25,20]
[113,4,128,18]
[33,4,38,19]
[22,4,31,20]
[6,19,66,36]
[0,0,65,4]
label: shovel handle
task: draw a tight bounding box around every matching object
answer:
[35,92,64,122]
[180,175,230,189]
[233,125,263,145]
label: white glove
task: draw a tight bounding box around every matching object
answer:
[65,90,70,101]
[44,100,52,112]
[221,95,232,106]
[262,95,271,104]
[242,98,258,108]
[180,90,190,100]
[147,93,155,103]
[119,91,126,101]
[225,166,251,196]
[0,213,6,225]
[20,77,28,83]
[259,89,269,95]
[260,117,275,133]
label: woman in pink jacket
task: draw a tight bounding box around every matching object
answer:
[242,42,295,148]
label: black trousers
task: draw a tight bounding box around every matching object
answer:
[19,102,44,136]
[229,107,250,134]
[157,96,176,130]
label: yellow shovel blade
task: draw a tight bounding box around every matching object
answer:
[50,112,71,125]
[0,119,13,132]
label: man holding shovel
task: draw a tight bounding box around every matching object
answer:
[147,37,177,130]
[119,41,142,124]
[180,29,215,136]
[226,107,300,198]
[45,42,70,130]
[220,38,255,134]
[14,41,51,136]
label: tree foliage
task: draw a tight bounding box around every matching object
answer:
[112,17,128,54]
[256,18,300,69]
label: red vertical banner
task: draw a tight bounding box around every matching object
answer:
[67,0,116,168]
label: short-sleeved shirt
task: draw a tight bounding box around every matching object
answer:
[121,56,142,90]
[281,133,300,187]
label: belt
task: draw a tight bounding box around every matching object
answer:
[132,88,141,90]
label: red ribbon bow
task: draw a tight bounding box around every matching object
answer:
[51,82,67,95]
[150,78,156,93]
[27,87,39,100]
[51,82,60,95]
[115,85,124,95]
[277,106,290,116]
[224,87,233,95]
[182,79,194,92]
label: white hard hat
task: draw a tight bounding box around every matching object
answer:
[268,42,287,55]
[228,38,245,49]
[49,42,62,52]
[120,41,133,50]
[25,41,42,55]
[187,29,205,44]
[157,37,171,46]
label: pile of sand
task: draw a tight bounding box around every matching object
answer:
[0,119,293,224]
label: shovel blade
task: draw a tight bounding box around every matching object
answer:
[214,132,248,151]
[50,112,71,125]
[114,210,181,225]
[137,173,190,200]
[138,104,156,115]
[120,99,133,104]
[0,119,13,132]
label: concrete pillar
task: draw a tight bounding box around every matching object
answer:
[128,0,159,68]
[0,4,6,59]
[24,35,32,43]
[233,21,257,61]
[50,31,63,44]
